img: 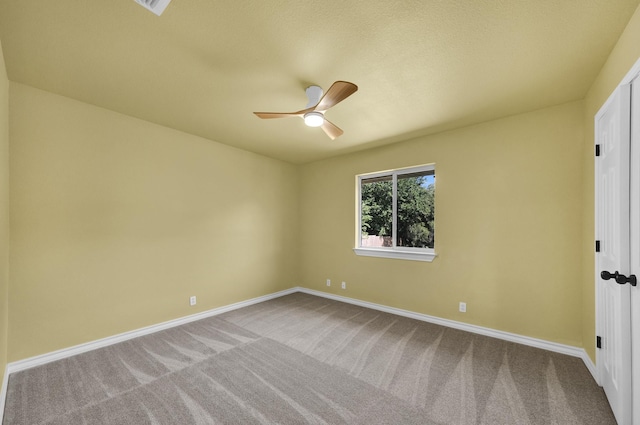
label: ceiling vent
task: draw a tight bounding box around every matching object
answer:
[134,0,172,16]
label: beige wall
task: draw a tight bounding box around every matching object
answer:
[582,4,640,362]
[0,41,9,385]
[8,83,299,361]
[299,101,585,347]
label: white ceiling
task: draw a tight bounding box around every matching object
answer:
[0,0,638,163]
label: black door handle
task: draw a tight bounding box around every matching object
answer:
[601,270,637,287]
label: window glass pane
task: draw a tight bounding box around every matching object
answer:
[360,176,393,247]
[396,171,435,248]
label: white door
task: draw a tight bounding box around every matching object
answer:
[630,78,640,425]
[596,83,632,425]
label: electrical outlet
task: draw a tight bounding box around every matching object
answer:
[341,281,346,289]
[459,302,466,313]
[190,296,197,306]
[326,279,331,287]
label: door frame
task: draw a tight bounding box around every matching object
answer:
[595,57,640,425]
[631,76,640,425]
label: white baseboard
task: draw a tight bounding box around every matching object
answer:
[1,285,600,420]
[297,288,599,382]
[0,364,8,425]
[6,287,298,375]
[581,350,599,384]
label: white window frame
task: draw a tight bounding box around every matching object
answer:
[354,164,436,262]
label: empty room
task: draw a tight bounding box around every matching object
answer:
[1,0,640,424]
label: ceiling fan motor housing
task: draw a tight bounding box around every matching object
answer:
[305,86,324,108]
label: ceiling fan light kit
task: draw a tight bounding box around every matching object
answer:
[254,81,358,139]
[303,112,324,127]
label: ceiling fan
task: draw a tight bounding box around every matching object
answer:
[254,81,358,139]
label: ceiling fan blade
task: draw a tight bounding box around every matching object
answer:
[253,111,301,119]
[320,119,344,140]
[254,105,317,119]
[314,81,358,111]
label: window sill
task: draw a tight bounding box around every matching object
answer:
[353,248,437,262]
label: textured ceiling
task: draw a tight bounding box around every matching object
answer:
[0,0,639,164]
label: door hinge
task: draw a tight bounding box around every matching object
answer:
[596,240,601,252]
[597,336,602,349]
[595,144,601,157]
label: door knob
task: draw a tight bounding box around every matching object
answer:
[600,270,637,287]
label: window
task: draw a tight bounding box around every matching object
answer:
[354,164,436,262]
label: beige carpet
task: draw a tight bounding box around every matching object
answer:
[3,292,615,424]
